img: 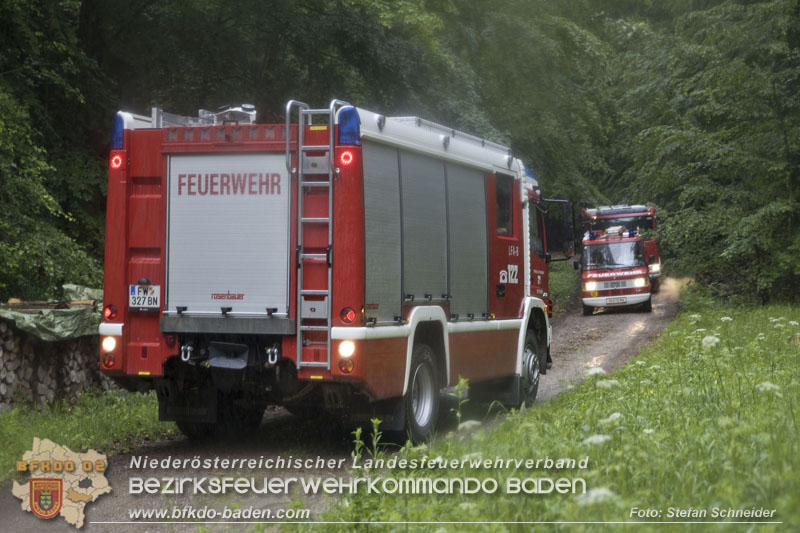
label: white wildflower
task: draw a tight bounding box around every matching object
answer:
[756,382,781,393]
[720,316,733,322]
[640,379,651,385]
[689,314,701,320]
[461,452,482,462]
[599,412,623,425]
[587,367,606,376]
[643,428,655,434]
[577,487,617,505]
[458,420,481,432]
[694,328,707,334]
[581,434,611,445]
[789,321,799,326]
[649,365,661,371]
[636,360,647,366]
[702,335,720,352]
[458,502,477,512]
[596,379,620,389]
[756,333,766,341]
[774,323,785,329]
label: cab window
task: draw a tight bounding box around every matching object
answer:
[496,174,514,236]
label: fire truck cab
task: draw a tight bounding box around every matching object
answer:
[99,99,567,441]
[582,205,661,291]
[576,226,652,315]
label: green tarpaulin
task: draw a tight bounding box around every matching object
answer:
[0,285,102,341]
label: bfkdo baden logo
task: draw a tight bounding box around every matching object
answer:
[12,438,111,529]
[30,478,63,519]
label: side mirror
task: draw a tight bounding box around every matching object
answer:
[573,260,580,271]
[563,241,575,259]
[648,254,655,264]
[545,253,552,264]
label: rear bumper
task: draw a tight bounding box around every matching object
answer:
[583,293,650,308]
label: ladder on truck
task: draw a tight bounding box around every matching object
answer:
[285,99,350,371]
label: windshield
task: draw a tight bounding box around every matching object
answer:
[590,215,654,232]
[581,241,645,270]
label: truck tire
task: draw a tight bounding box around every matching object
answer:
[583,304,593,316]
[650,278,660,294]
[176,421,214,440]
[642,296,652,313]
[219,396,265,435]
[518,331,541,408]
[404,343,439,443]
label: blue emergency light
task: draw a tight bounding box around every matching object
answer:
[628,229,635,237]
[338,106,361,145]
[111,113,124,150]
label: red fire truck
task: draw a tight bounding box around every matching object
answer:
[98,100,572,441]
[576,226,652,315]
[582,205,661,290]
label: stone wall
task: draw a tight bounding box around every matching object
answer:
[0,320,115,410]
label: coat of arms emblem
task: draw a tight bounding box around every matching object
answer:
[30,478,63,519]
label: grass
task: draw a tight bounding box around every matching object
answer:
[312,303,800,531]
[0,390,178,481]
[548,259,580,315]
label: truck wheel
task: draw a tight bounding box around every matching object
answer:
[404,343,439,443]
[650,278,660,294]
[643,297,652,313]
[583,304,593,316]
[220,401,265,435]
[176,421,214,440]
[518,331,541,407]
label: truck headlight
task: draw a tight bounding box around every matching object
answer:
[583,281,598,291]
[633,277,647,288]
[649,263,661,274]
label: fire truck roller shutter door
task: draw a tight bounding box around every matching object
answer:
[446,162,487,317]
[362,141,403,323]
[165,154,289,316]
[400,151,448,301]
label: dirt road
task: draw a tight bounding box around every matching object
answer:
[1,279,682,531]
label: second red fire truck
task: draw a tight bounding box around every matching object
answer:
[576,226,652,315]
[582,205,661,290]
[99,99,572,441]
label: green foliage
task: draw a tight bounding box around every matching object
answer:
[2,0,799,302]
[604,0,800,300]
[317,304,800,529]
[0,390,177,481]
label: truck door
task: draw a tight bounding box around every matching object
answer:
[528,200,549,299]
[487,173,523,318]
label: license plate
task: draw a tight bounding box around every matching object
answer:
[129,284,161,311]
[606,297,627,304]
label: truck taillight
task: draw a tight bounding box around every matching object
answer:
[340,307,356,323]
[338,358,354,374]
[101,353,116,369]
[339,150,354,166]
[110,154,123,169]
[103,304,118,320]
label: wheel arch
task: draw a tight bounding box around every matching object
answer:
[402,306,450,396]
[515,297,549,375]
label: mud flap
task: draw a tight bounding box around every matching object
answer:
[469,375,520,407]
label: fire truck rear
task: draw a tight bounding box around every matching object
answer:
[99,100,570,441]
[576,226,652,315]
[582,205,661,290]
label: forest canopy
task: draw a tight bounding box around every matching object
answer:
[1,0,797,302]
